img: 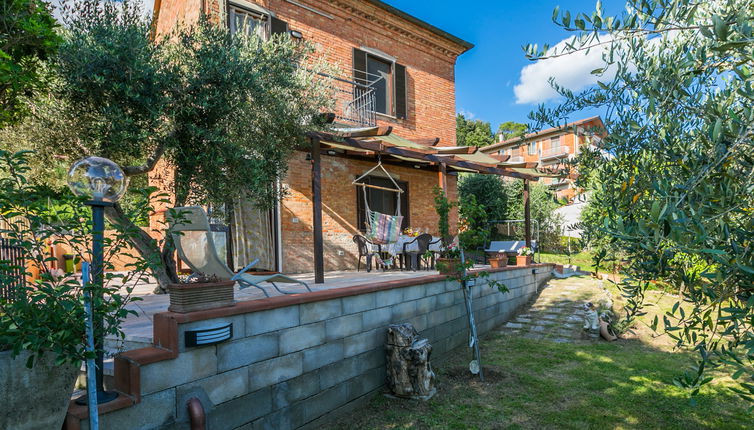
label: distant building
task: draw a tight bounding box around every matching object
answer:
[481,116,606,202]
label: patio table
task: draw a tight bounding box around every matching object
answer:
[368,235,442,257]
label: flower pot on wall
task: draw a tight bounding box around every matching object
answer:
[168,280,235,313]
[0,350,80,430]
[516,255,533,266]
[436,258,461,275]
[489,256,508,269]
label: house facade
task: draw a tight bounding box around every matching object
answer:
[152,0,475,273]
[481,116,605,202]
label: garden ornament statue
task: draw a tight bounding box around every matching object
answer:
[583,302,599,331]
[68,156,128,406]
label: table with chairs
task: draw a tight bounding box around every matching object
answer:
[352,233,442,272]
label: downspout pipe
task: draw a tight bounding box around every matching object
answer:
[187,397,206,430]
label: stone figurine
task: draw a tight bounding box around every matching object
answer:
[385,323,436,400]
[583,302,599,331]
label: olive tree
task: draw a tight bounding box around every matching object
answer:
[526,0,754,404]
[9,0,332,289]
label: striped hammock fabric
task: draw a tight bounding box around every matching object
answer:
[365,210,403,245]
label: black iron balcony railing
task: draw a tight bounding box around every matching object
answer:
[322,74,377,127]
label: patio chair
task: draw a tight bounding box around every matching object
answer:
[401,233,433,271]
[353,235,380,272]
[169,206,311,298]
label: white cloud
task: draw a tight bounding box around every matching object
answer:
[457,108,476,119]
[513,35,614,105]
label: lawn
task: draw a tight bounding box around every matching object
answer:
[331,278,752,429]
[540,251,597,273]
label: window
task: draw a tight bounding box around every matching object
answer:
[353,48,408,119]
[356,176,410,232]
[550,136,561,149]
[229,6,268,38]
[228,3,289,39]
[528,141,537,155]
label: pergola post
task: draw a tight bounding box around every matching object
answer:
[523,179,532,247]
[311,138,325,284]
[438,162,448,191]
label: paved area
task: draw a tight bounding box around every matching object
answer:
[500,275,604,342]
[116,268,458,342]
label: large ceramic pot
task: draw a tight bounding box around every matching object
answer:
[0,350,80,430]
[168,280,236,313]
[516,255,533,266]
[489,255,508,269]
[436,258,462,275]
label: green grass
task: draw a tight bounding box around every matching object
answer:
[540,251,597,273]
[330,278,752,430]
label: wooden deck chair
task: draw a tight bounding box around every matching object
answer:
[169,206,311,297]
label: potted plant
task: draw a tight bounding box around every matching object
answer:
[436,243,462,275]
[488,252,508,268]
[1,151,147,429]
[168,273,235,313]
[516,246,534,266]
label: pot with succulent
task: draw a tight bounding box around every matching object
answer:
[0,151,153,429]
[516,246,534,266]
[168,273,236,313]
[488,252,508,269]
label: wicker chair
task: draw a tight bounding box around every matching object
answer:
[401,233,433,271]
[353,235,380,272]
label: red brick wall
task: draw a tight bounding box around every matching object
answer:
[281,151,457,273]
[154,0,467,146]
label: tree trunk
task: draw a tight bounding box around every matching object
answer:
[104,203,175,293]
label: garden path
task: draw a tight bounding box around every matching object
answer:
[499,275,604,342]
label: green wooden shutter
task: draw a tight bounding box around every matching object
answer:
[353,48,368,87]
[270,16,288,36]
[394,63,407,119]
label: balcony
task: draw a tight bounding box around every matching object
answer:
[321,71,380,128]
[540,146,570,161]
[508,156,525,163]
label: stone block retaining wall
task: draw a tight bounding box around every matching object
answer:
[66,264,552,430]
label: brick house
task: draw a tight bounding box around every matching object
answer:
[152,0,538,277]
[481,116,606,202]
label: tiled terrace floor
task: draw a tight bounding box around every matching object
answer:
[117,268,448,344]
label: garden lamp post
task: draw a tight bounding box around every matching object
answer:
[67,156,128,405]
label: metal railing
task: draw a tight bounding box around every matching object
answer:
[0,238,26,302]
[541,145,570,160]
[321,71,380,127]
[508,156,525,163]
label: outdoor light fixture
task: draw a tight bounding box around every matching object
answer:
[289,30,303,39]
[68,156,127,406]
[326,150,337,156]
[413,165,421,169]
[185,323,233,348]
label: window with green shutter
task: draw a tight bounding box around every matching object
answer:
[353,48,408,119]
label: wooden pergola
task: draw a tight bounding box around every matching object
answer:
[305,127,551,283]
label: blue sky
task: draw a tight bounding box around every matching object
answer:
[382,0,623,132]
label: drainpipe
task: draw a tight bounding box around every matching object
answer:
[187,397,206,430]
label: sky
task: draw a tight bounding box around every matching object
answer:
[381,0,625,132]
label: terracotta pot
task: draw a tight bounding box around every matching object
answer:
[516,255,533,266]
[168,280,235,313]
[0,350,79,430]
[436,258,461,275]
[489,256,508,269]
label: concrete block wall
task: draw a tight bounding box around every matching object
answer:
[83,265,551,430]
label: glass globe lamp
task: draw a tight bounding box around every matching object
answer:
[67,156,128,203]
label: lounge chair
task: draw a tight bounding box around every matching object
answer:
[169,206,311,297]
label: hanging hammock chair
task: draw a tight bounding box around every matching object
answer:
[353,158,404,245]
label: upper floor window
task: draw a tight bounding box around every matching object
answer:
[353,48,408,119]
[528,141,537,155]
[229,5,268,38]
[550,135,561,149]
[228,2,289,39]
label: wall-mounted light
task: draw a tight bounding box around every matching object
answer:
[326,150,337,156]
[289,30,303,40]
[305,153,312,161]
[185,323,233,348]
[413,165,421,169]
